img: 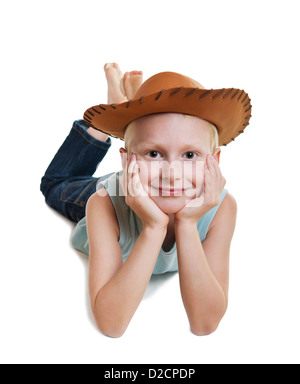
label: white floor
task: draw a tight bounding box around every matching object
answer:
[1,0,300,364]
[3,191,300,364]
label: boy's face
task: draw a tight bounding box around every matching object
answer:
[120,113,219,214]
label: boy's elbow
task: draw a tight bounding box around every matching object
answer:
[94,313,128,338]
[190,314,225,336]
[190,321,219,336]
[99,325,127,339]
[191,297,228,336]
[92,291,129,338]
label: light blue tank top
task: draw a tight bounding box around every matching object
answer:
[71,171,228,275]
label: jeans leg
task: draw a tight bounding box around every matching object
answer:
[40,120,113,222]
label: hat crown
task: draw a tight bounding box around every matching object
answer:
[134,71,205,98]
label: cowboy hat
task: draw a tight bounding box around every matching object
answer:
[83,71,252,146]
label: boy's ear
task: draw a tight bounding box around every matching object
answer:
[213,148,221,164]
[119,147,128,171]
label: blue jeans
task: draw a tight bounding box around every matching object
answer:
[40,120,113,222]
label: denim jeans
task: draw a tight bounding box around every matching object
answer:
[40,120,113,222]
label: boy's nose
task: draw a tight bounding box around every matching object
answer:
[160,160,182,185]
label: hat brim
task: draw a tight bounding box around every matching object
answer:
[83,87,252,146]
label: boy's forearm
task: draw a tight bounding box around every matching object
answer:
[93,226,166,337]
[175,221,226,335]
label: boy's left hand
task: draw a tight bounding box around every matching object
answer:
[175,155,226,225]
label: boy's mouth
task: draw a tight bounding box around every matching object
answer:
[158,187,185,196]
[149,186,190,197]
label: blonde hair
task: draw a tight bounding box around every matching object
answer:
[124,120,136,154]
[124,114,219,155]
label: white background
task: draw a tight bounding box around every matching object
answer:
[1,0,299,364]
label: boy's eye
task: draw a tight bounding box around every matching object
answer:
[147,151,161,158]
[184,152,197,159]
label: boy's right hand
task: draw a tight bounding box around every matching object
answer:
[121,154,169,231]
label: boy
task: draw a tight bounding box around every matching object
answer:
[41,63,251,337]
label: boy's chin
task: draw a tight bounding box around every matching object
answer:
[151,196,191,215]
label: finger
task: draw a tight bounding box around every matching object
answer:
[221,175,226,189]
[129,160,147,197]
[128,163,138,197]
[121,156,128,196]
[211,158,223,190]
[212,160,226,191]
[185,194,205,208]
[127,156,136,196]
[126,154,137,193]
[125,155,134,196]
[127,153,136,174]
[206,155,218,180]
[203,162,212,191]
[212,156,222,178]
[203,161,216,205]
[207,155,225,193]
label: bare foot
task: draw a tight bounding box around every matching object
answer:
[123,71,143,99]
[87,64,143,142]
[87,63,126,142]
[104,63,127,104]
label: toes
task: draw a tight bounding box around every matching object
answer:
[123,71,143,100]
[130,71,143,76]
[125,71,143,77]
[124,71,143,79]
[104,63,123,76]
[112,63,121,70]
[104,63,112,70]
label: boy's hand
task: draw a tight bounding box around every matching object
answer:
[175,155,226,225]
[121,154,169,231]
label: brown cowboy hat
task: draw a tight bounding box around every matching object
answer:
[83,71,252,146]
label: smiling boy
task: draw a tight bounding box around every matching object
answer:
[41,63,252,337]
